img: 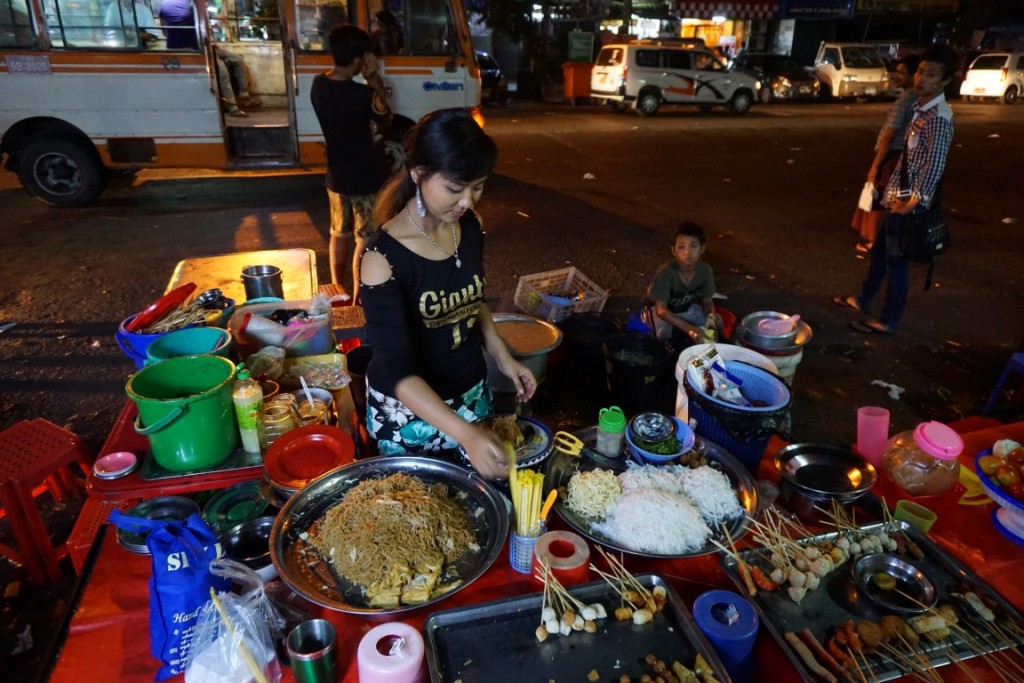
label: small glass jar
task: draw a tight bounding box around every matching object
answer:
[595,406,627,458]
[257,399,301,453]
[880,421,963,497]
[298,398,329,427]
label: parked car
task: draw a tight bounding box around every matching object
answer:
[590,40,760,116]
[814,42,889,99]
[732,53,820,102]
[960,52,1024,104]
[476,50,508,105]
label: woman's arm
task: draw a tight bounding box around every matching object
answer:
[478,303,537,402]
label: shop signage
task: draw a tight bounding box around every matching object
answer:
[778,0,855,18]
[568,30,595,62]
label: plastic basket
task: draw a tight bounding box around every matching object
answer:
[686,362,790,412]
[689,399,772,472]
[514,267,609,323]
[509,530,543,573]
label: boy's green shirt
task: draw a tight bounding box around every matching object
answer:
[647,260,715,314]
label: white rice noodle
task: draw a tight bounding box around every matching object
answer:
[618,462,685,495]
[594,488,712,554]
[677,466,743,525]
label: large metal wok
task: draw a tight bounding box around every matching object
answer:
[269,456,508,617]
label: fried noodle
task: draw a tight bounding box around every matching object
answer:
[307,473,477,607]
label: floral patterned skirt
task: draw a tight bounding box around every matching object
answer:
[366,379,492,456]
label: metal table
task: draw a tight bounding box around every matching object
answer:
[165,248,317,302]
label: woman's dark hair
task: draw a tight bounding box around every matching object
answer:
[674,221,707,246]
[374,109,498,225]
[898,54,921,75]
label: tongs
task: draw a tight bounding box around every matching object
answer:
[553,431,627,472]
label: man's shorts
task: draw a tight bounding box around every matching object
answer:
[328,189,377,240]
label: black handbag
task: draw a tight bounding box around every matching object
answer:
[900,204,950,263]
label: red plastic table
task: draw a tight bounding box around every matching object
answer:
[51,422,1024,683]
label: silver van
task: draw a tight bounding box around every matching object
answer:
[590,41,760,116]
[814,42,890,99]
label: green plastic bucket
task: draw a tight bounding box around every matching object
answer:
[126,355,238,472]
[145,327,234,365]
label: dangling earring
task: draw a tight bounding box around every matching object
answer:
[415,184,426,218]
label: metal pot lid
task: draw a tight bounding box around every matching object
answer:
[492,313,563,356]
[269,456,508,616]
[775,443,877,497]
[203,482,272,532]
[737,319,813,350]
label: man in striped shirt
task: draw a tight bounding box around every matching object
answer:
[836,45,957,335]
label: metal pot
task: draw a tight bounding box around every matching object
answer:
[775,443,877,523]
[739,311,800,349]
[486,313,562,393]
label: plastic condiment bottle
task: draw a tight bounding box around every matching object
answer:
[880,421,963,497]
[595,406,627,458]
[232,364,264,454]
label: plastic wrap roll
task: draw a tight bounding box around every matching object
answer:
[356,622,426,683]
[530,530,590,586]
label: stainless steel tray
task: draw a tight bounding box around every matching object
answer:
[424,574,731,683]
[720,520,1024,681]
[269,456,508,617]
[544,426,758,559]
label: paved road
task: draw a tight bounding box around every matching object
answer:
[1,99,1022,455]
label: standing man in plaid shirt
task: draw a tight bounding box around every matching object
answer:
[835,45,957,335]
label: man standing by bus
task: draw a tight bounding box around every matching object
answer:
[311,24,392,301]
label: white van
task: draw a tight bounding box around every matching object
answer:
[590,41,760,116]
[960,52,1024,104]
[814,42,890,99]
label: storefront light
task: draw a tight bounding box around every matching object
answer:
[712,15,726,24]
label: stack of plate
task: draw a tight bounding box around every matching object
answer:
[93,451,139,480]
[263,425,356,502]
[737,311,813,352]
[116,496,201,555]
[203,482,273,533]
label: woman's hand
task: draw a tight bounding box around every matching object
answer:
[460,424,511,480]
[496,357,538,403]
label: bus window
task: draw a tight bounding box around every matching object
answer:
[0,0,35,47]
[44,0,166,49]
[294,0,350,52]
[404,0,457,57]
[157,0,199,50]
[210,0,281,42]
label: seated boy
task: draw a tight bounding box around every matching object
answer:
[647,221,721,347]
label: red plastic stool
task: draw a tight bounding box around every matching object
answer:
[68,498,133,573]
[0,419,92,584]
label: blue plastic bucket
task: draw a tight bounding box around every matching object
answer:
[115,314,195,369]
[145,327,233,365]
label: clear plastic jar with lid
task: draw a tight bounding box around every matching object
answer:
[257,399,301,453]
[595,406,627,458]
[880,421,963,497]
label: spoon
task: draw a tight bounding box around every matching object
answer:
[298,375,314,405]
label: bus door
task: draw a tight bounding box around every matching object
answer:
[210,0,298,167]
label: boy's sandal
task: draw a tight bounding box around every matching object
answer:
[850,320,896,335]
[832,295,863,312]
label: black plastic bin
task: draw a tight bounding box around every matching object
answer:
[602,332,674,415]
[560,313,621,391]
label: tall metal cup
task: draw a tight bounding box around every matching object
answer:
[241,264,284,301]
[287,619,338,683]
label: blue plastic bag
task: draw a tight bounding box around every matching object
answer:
[109,511,229,681]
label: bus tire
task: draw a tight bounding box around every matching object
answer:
[17,137,106,207]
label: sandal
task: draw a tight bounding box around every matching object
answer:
[832,295,864,313]
[850,320,896,335]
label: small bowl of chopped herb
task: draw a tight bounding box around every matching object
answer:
[625,415,695,465]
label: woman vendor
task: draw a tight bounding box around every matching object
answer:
[359,108,537,479]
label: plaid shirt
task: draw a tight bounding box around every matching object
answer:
[884,94,954,210]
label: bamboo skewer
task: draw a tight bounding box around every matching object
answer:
[208,588,269,683]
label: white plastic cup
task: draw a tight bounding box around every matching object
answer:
[856,406,890,466]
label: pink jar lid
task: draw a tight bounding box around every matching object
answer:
[912,421,963,460]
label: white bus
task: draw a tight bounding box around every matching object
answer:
[0,0,482,206]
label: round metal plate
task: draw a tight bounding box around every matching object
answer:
[775,443,877,498]
[544,427,758,559]
[852,553,937,614]
[269,456,508,616]
[458,416,554,470]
